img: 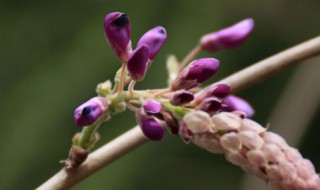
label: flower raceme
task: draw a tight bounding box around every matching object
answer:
[68,12,320,190]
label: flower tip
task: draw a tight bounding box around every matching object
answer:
[74,97,108,127]
[137,26,167,60]
[223,95,255,118]
[104,12,131,62]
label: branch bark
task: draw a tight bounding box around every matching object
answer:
[37,35,320,190]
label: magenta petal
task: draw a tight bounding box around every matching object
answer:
[127,45,150,81]
[195,97,222,115]
[136,109,164,141]
[104,12,131,62]
[74,97,108,127]
[200,18,254,52]
[137,26,167,60]
[142,99,162,115]
[223,95,255,118]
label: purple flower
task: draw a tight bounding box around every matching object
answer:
[196,83,230,102]
[142,99,162,116]
[223,95,255,118]
[200,18,254,52]
[136,109,164,141]
[195,97,222,115]
[171,58,220,91]
[169,90,194,106]
[74,97,108,127]
[127,45,149,81]
[104,12,131,62]
[137,26,167,60]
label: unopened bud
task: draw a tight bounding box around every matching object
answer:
[127,45,150,81]
[223,95,255,118]
[170,90,194,106]
[104,12,132,62]
[200,18,254,52]
[137,26,167,60]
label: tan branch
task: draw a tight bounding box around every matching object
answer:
[37,35,320,190]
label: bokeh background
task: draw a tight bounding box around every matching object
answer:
[1,0,320,189]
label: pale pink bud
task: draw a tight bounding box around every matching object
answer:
[220,132,242,152]
[239,118,266,133]
[183,111,212,133]
[261,144,285,163]
[226,152,248,166]
[266,165,282,180]
[200,18,254,52]
[192,133,224,154]
[239,130,264,150]
[247,149,268,166]
[211,112,242,131]
[261,131,288,149]
[283,147,303,164]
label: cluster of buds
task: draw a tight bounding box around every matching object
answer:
[64,11,320,190]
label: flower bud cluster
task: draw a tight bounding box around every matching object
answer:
[104,12,167,82]
[183,111,320,190]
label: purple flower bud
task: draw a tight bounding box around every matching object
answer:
[171,58,220,91]
[200,18,254,52]
[195,97,222,115]
[196,83,231,102]
[137,26,167,60]
[136,109,164,141]
[74,97,108,127]
[142,99,163,119]
[223,95,255,118]
[104,12,131,62]
[170,90,194,106]
[127,45,149,81]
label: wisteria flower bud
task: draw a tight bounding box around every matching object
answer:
[171,58,220,91]
[223,95,255,118]
[183,111,213,133]
[200,18,254,52]
[142,99,163,119]
[170,90,194,106]
[211,112,242,131]
[196,83,230,102]
[74,97,108,127]
[135,109,164,141]
[104,12,131,62]
[195,97,222,115]
[137,26,167,60]
[127,45,150,81]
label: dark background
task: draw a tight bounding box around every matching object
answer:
[0,0,319,189]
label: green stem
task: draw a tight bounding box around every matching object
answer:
[77,124,97,149]
[162,102,190,119]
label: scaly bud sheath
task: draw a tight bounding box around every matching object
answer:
[171,58,220,91]
[135,109,164,141]
[127,45,150,81]
[137,26,167,60]
[104,12,131,62]
[163,112,179,135]
[200,18,254,52]
[196,83,231,102]
[74,97,108,127]
[223,95,255,118]
[170,90,194,106]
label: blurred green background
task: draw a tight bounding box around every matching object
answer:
[1,0,320,189]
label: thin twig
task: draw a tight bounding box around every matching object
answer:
[37,35,320,190]
[178,45,202,71]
